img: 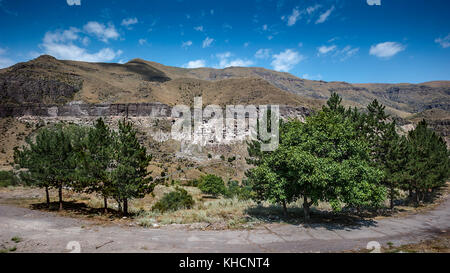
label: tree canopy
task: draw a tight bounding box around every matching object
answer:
[246,93,449,220]
[14,119,154,215]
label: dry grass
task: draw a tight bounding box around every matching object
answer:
[135,187,337,229]
[1,183,448,230]
[0,118,34,171]
[137,197,257,228]
[352,232,450,253]
[383,233,450,253]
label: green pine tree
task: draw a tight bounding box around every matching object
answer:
[405,120,450,205]
[112,119,153,216]
[77,118,115,213]
[382,122,410,209]
[14,124,77,210]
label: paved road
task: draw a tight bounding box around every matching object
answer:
[0,197,449,253]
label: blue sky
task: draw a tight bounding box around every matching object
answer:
[0,0,449,83]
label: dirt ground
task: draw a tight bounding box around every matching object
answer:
[0,186,449,253]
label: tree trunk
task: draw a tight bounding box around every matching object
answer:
[103,196,108,214]
[58,184,63,211]
[408,188,413,203]
[117,200,122,213]
[415,190,420,207]
[123,199,128,216]
[389,186,394,210]
[45,186,50,207]
[303,196,310,222]
[282,200,288,217]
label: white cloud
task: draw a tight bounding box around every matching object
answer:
[271,49,304,72]
[287,8,301,26]
[255,49,271,59]
[367,0,381,6]
[41,28,122,62]
[66,0,81,6]
[306,4,321,14]
[317,44,359,61]
[369,42,405,58]
[317,45,336,55]
[283,4,328,26]
[202,37,214,48]
[262,24,268,31]
[316,6,334,24]
[43,27,80,44]
[43,43,121,63]
[0,57,14,68]
[194,26,204,32]
[244,42,250,48]
[0,48,14,68]
[121,17,138,28]
[84,21,119,43]
[337,46,359,61]
[138,39,147,46]
[81,36,90,46]
[302,74,323,80]
[435,34,450,48]
[182,40,193,48]
[185,59,206,68]
[217,52,232,59]
[224,59,253,67]
[216,52,253,68]
[223,24,232,31]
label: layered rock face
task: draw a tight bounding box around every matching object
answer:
[0,102,310,119]
[4,103,311,151]
[0,102,172,118]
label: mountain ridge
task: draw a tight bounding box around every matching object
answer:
[1,55,449,119]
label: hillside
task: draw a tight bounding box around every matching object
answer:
[0,55,449,174]
[0,56,323,109]
[1,55,449,118]
[134,59,450,117]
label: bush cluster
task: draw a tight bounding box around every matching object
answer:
[198,174,227,197]
[225,180,253,200]
[152,187,194,213]
[0,171,20,187]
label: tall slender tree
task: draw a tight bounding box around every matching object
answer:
[112,119,153,216]
[382,122,410,209]
[14,124,77,210]
[405,120,450,205]
[76,119,114,213]
[14,130,53,207]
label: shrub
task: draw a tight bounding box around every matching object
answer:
[152,187,194,213]
[11,236,22,243]
[226,180,253,200]
[186,179,199,187]
[228,156,236,163]
[198,174,227,197]
[0,171,20,188]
